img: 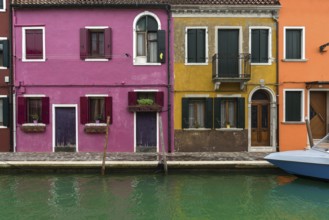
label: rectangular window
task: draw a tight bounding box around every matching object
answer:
[0,39,9,68]
[284,27,304,60]
[80,96,112,124]
[251,29,269,63]
[23,27,45,61]
[214,97,245,129]
[0,0,5,11]
[17,96,49,124]
[80,27,112,60]
[186,28,207,63]
[182,98,213,129]
[0,99,3,125]
[285,90,303,122]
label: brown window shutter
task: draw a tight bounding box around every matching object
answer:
[41,97,49,124]
[104,28,112,59]
[105,97,113,124]
[155,91,164,107]
[128,92,137,106]
[80,97,89,124]
[17,97,27,124]
[80,28,89,60]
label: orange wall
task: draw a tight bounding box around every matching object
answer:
[279,0,329,150]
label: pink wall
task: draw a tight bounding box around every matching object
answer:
[13,8,171,152]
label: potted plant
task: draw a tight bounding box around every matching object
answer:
[31,114,39,124]
[137,98,154,105]
[225,121,231,128]
[95,114,103,123]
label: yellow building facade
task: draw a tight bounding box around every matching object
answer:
[172,5,280,152]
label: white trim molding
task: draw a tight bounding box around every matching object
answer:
[22,26,46,62]
[283,26,306,61]
[283,89,305,123]
[185,26,209,65]
[249,26,273,65]
[185,94,210,98]
[85,94,109,97]
[23,94,46,97]
[0,0,6,12]
[133,11,162,66]
[52,104,79,152]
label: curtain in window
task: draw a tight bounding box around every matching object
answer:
[188,101,205,128]
[0,99,3,125]
[221,100,236,127]
[28,99,42,123]
[90,98,105,122]
[137,33,146,56]
[148,33,157,63]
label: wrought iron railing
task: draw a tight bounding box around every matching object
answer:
[212,53,251,80]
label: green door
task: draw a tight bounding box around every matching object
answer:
[218,29,239,77]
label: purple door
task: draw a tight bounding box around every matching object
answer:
[55,107,76,152]
[136,112,157,152]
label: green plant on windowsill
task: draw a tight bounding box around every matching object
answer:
[94,114,103,123]
[137,98,154,105]
[31,114,39,123]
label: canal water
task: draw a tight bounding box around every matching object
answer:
[1,171,329,219]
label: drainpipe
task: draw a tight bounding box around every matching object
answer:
[273,12,279,151]
[166,4,172,153]
[9,5,13,152]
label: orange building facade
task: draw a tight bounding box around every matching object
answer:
[279,0,329,151]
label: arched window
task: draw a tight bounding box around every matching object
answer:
[133,12,165,64]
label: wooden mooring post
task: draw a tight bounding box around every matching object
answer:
[159,117,168,175]
[305,118,314,147]
[101,116,110,175]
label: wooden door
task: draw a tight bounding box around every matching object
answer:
[55,107,76,151]
[310,92,326,139]
[217,29,239,77]
[251,103,270,146]
[136,112,157,152]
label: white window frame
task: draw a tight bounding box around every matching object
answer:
[0,37,8,69]
[283,26,306,61]
[249,26,272,65]
[133,11,162,66]
[0,0,6,12]
[22,26,46,62]
[84,26,109,62]
[185,26,208,65]
[0,95,7,128]
[283,89,305,122]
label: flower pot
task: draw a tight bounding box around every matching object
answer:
[33,120,38,124]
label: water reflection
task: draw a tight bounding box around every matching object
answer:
[0,172,329,219]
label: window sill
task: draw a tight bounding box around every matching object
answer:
[133,62,161,66]
[183,128,211,131]
[282,59,308,62]
[84,58,109,62]
[250,62,272,66]
[281,121,305,125]
[22,59,46,62]
[21,123,46,133]
[0,126,8,129]
[84,123,107,134]
[216,128,243,131]
[0,67,8,70]
[184,62,208,66]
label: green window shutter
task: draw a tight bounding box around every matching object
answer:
[260,30,269,63]
[237,98,245,129]
[285,91,301,121]
[187,29,197,63]
[182,98,189,128]
[3,98,9,127]
[205,98,213,129]
[157,30,166,63]
[3,40,9,68]
[214,98,221,128]
[286,30,302,59]
[196,29,206,63]
[251,30,260,63]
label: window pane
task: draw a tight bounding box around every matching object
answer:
[98,33,104,56]
[136,17,146,31]
[0,42,3,67]
[252,105,258,129]
[137,33,146,56]
[26,29,43,59]
[285,91,302,121]
[286,29,302,59]
[262,105,268,128]
[90,32,105,57]
[0,99,3,125]
[251,29,268,63]
[148,33,157,63]
[27,98,42,123]
[188,100,205,128]
[221,99,237,127]
[146,16,158,31]
[89,98,105,122]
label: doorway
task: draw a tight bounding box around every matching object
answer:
[251,90,270,146]
[310,91,327,139]
[135,112,157,152]
[53,106,77,152]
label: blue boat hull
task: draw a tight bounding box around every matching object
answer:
[265,149,329,180]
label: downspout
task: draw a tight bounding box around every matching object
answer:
[273,11,279,151]
[166,4,172,153]
[9,4,13,152]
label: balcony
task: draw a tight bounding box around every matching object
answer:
[212,53,251,90]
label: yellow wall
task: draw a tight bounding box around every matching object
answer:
[173,17,278,130]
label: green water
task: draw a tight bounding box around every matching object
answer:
[1,171,329,220]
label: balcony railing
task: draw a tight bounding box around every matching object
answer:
[212,53,251,82]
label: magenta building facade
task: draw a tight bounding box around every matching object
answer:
[12,2,172,152]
